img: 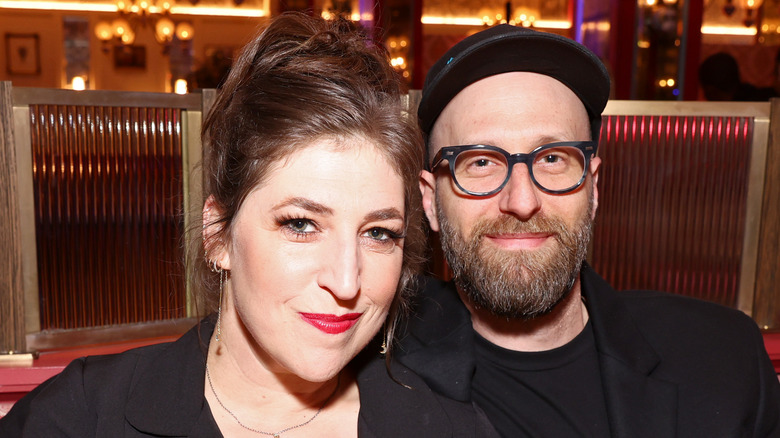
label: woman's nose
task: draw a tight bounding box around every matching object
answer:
[317,236,361,301]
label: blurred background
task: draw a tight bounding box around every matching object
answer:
[1,0,780,100]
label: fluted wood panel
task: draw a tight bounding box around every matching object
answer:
[0,82,25,351]
[29,104,186,330]
[754,100,780,329]
[591,115,752,308]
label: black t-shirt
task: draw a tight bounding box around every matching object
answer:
[472,320,611,437]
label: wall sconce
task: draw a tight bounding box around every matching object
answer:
[739,0,764,26]
[721,0,764,25]
[70,75,87,90]
[174,78,188,94]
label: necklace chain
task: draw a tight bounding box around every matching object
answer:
[205,363,340,438]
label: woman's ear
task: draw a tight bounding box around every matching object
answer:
[203,195,231,270]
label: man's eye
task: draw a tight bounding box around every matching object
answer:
[469,156,499,167]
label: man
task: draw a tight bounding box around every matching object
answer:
[397,24,780,437]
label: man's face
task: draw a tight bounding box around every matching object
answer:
[420,72,601,319]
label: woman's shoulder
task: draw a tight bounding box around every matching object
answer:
[0,323,207,437]
[0,344,165,436]
[355,354,498,437]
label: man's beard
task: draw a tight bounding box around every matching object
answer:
[436,193,594,320]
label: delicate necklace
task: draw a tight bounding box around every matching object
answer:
[205,363,340,438]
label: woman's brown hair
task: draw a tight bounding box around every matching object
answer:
[191,12,425,358]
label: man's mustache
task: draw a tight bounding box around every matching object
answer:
[469,214,567,242]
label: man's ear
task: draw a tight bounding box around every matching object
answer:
[419,170,440,232]
[589,156,601,220]
[203,195,231,270]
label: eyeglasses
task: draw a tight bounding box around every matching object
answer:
[429,141,597,196]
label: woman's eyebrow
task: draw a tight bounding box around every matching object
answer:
[272,198,402,222]
[364,208,404,222]
[271,197,334,215]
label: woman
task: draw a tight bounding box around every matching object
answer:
[0,12,496,437]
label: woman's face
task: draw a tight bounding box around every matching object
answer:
[209,138,405,382]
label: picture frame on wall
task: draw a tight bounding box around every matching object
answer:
[113,45,146,69]
[5,33,41,76]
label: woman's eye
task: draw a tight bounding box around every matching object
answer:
[284,218,316,234]
[361,227,404,252]
[366,228,391,241]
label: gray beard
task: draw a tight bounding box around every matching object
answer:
[436,193,594,320]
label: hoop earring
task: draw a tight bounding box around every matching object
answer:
[209,258,220,273]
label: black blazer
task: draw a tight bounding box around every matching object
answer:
[1,316,497,437]
[397,263,780,437]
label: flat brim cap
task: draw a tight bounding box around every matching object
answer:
[418,24,611,141]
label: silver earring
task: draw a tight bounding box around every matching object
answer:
[216,266,224,341]
[380,324,388,355]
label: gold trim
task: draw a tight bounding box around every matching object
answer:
[0,351,37,366]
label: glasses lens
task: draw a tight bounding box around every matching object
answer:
[531,146,586,192]
[453,149,509,194]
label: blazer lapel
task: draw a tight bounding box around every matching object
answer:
[125,318,217,437]
[599,355,678,437]
[397,279,476,402]
[582,264,678,438]
[356,357,456,436]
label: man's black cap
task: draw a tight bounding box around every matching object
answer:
[417,24,611,142]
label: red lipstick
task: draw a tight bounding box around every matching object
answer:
[299,313,362,334]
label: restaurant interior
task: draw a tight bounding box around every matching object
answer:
[1,0,779,97]
[1,0,780,415]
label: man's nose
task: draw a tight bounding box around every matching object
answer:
[497,164,542,220]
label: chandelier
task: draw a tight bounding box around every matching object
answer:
[477,2,539,27]
[94,0,194,53]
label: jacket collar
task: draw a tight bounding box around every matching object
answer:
[354,353,460,437]
[397,277,476,402]
[124,317,219,437]
[123,317,475,437]
[579,264,678,437]
[399,264,678,437]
